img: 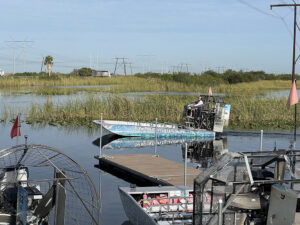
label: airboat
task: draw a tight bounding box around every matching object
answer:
[118,146,300,225]
[93,95,230,138]
[0,141,100,225]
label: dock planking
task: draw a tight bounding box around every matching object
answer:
[95,154,200,186]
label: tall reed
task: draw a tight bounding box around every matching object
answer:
[21,94,298,131]
[0,76,291,96]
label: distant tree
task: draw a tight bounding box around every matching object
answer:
[44,56,54,76]
[78,67,92,76]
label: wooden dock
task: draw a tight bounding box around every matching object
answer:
[95,154,200,186]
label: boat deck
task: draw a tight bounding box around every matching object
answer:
[95,154,200,186]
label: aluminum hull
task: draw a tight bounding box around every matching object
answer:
[118,186,194,225]
[93,120,215,138]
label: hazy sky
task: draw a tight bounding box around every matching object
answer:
[0,0,298,74]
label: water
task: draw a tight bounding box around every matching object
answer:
[0,122,299,224]
[265,89,300,99]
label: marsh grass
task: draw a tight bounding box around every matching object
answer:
[9,94,295,131]
[0,75,296,131]
[226,96,297,130]
[24,95,194,127]
[0,75,292,96]
[0,76,121,88]
[32,87,109,95]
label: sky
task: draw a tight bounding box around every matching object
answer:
[0,0,299,74]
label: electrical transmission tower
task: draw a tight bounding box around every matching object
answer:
[5,40,34,74]
[113,57,128,76]
[179,63,191,73]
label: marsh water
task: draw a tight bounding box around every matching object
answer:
[0,88,291,113]
[0,88,299,224]
[0,121,299,224]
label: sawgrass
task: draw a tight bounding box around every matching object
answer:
[1,94,294,131]
[0,75,292,96]
[226,96,297,130]
[0,76,121,88]
[24,95,191,127]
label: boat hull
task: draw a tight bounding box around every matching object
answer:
[119,186,194,225]
[93,120,215,138]
[119,187,157,225]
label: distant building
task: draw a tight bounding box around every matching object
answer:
[92,70,111,77]
[0,69,4,76]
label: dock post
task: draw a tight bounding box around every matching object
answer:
[154,118,158,157]
[260,130,263,151]
[99,113,103,158]
[218,199,223,225]
[184,143,187,186]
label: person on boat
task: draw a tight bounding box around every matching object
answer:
[194,96,203,107]
[190,96,203,116]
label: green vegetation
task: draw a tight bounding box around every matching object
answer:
[0,69,297,131]
[136,70,297,85]
[77,67,92,76]
[44,55,54,77]
[0,70,295,96]
[227,96,296,130]
[0,94,294,131]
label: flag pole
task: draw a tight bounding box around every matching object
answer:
[293,6,297,148]
[295,81,297,148]
[16,113,20,145]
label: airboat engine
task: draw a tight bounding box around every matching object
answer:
[0,166,28,190]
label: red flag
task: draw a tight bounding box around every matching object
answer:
[10,115,21,139]
[208,87,212,96]
[287,80,299,110]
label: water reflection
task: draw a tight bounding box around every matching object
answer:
[181,138,228,168]
[93,134,215,149]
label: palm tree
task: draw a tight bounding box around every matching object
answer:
[44,56,54,76]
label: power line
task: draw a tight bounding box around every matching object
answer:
[238,0,300,50]
[238,0,279,18]
[5,40,34,74]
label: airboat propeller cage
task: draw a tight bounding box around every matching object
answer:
[0,144,100,225]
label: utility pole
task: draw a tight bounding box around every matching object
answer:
[128,62,133,75]
[89,55,92,68]
[113,57,119,74]
[40,57,45,72]
[271,3,300,146]
[123,58,127,76]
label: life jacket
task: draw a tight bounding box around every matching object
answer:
[141,194,150,208]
